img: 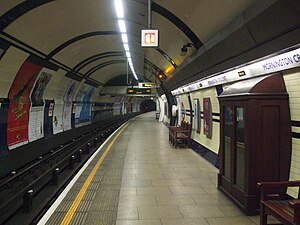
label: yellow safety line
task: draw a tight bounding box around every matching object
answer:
[60,123,129,225]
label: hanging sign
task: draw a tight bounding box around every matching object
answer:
[138,82,155,88]
[141,30,159,47]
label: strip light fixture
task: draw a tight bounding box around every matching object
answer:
[114,0,138,80]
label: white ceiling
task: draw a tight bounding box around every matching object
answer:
[0,0,257,85]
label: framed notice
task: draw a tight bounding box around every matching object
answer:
[203,98,212,138]
[193,99,201,133]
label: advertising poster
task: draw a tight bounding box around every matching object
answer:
[28,69,52,142]
[193,99,201,133]
[53,79,70,134]
[7,60,42,149]
[74,83,94,127]
[44,101,54,138]
[63,81,78,131]
[203,97,212,138]
[52,101,64,134]
[113,97,121,115]
[63,102,73,130]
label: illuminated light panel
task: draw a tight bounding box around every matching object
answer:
[123,43,129,51]
[114,0,138,81]
[121,33,128,43]
[118,20,126,33]
[114,0,124,18]
[165,66,174,74]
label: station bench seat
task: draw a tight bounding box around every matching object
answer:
[258,180,300,225]
[168,121,192,148]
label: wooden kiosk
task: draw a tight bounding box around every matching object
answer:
[217,74,292,215]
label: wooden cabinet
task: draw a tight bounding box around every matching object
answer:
[217,74,292,215]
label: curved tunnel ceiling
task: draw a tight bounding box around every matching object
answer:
[0,0,258,92]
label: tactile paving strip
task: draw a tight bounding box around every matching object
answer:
[56,200,92,212]
[84,210,117,225]
[45,123,133,225]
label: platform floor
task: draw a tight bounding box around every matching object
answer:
[40,112,260,225]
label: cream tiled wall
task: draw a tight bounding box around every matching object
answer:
[189,87,220,154]
[283,68,300,198]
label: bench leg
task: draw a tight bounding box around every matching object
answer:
[260,204,268,225]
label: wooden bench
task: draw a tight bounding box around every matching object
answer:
[168,121,189,146]
[258,180,300,225]
[172,123,192,148]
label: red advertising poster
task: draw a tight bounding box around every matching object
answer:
[7,61,42,149]
[203,97,212,138]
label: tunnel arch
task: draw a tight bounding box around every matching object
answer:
[140,98,156,113]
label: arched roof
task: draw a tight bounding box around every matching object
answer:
[1,0,299,98]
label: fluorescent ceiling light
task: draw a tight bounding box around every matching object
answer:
[114,0,124,18]
[123,43,129,51]
[118,20,126,33]
[121,34,128,43]
[113,0,138,81]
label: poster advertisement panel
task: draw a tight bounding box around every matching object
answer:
[7,60,42,149]
[74,83,94,127]
[52,101,64,134]
[53,78,71,134]
[113,97,121,115]
[63,81,78,131]
[203,98,212,138]
[28,68,52,142]
[193,99,201,133]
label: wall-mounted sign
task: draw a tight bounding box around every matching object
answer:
[127,88,151,95]
[141,29,159,47]
[171,46,300,95]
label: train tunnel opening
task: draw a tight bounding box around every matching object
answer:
[140,99,156,113]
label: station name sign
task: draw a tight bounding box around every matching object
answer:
[172,46,300,95]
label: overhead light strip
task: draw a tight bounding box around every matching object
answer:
[114,0,138,80]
